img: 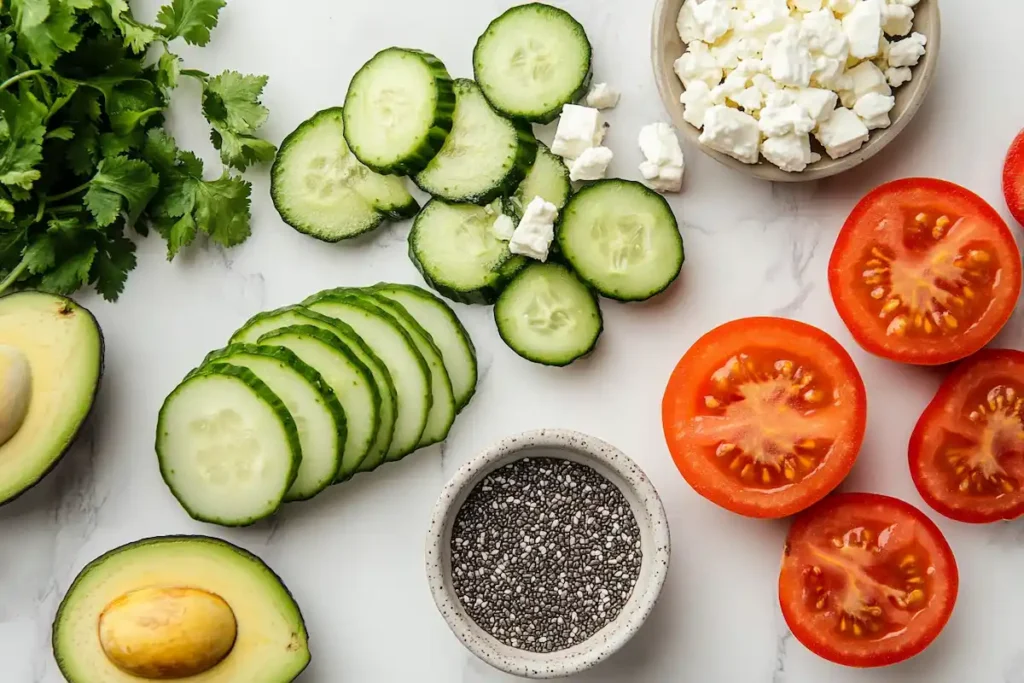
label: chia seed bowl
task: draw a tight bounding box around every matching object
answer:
[426,429,671,679]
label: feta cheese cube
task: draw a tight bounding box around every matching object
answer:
[733,86,765,112]
[840,61,890,107]
[853,91,895,129]
[842,0,883,59]
[711,34,766,70]
[680,81,714,129]
[551,105,604,160]
[828,0,857,13]
[710,69,754,104]
[795,87,839,123]
[492,214,516,241]
[585,83,621,110]
[763,25,815,87]
[887,32,927,67]
[881,3,914,36]
[691,0,735,43]
[814,106,869,158]
[800,9,849,58]
[812,56,847,89]
[752,73,780,95]
[638,122,685,193]
[759,91,816,137]
[508,198,558,262]
[738,0,792,35]
[677,0,702,42]
[885,65,912,87]
[569,146,614,182]
[699,105,761,164]
[762,133,816,172]
[674,43,724,89]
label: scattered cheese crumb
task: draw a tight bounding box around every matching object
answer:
[551,105,604,160]
[508,198,558,262]
[887,32,927,67]
[492,214,516,241]
[585,83,620,110]
[569,146,614,182]
[638,122,685,193]
[815,106,869,158]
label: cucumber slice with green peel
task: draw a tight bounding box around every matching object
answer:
[231,305,398,474]
[372,284,478,412]
[557,180,684,302]
[361,291,455,446]
[409,199,527,305]
[344,48,455,176]
[414,79,538,205]
[495,263,603,366]
[257,326,380,481]
[202,345,345,501]
[302,293,432,461]
[473,4,592,124]
[156,365,301,526]
[508,142,571,219]
[271,108,418,242]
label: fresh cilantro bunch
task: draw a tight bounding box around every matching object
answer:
[0,0,275,301]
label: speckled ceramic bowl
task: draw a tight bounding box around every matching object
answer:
[652,0,941,182]
[425,429,671,679]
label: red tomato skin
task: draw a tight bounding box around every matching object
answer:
[779,493,959,668]
[1003,129,1024,227]
[829,178,1022,366]
[909,349,1024,524]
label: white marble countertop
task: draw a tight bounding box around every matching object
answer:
[3,0,1023,681]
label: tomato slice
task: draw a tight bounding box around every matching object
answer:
[1003,129,1024,227]
[910,349,1024,523]
[662,318,867,519]
[829,178,1022,366]
[779,493,959,668]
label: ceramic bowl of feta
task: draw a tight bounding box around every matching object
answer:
[652,0,940,181]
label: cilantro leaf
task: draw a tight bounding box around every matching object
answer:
[156,51,181,93]
[200,71,276,171]
[16,0,81,67]
[156,0,226,47]
[100,0,158,53]
[209,128,276,171]
[193,171,250,247]
[92,229,136,300]
[23,234,55,274]
[0,91,47,192]
[83,156,158,226]
[166,213,196,258]
[39,244,95,295]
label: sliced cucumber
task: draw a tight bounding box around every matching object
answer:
[344,48,455,176]
[508,142,571,219]
[303,292,432,461]
[156,365,301,526]
[271,108,418,242]
[409,199,527,305]
[203,345,344,501]
[362,291,455,446]
[231,305,397,475]
[414,79,538,205]
[557,180,684,302]
[495,263,603,366]
[372,284,478,412]
[257,326,379,480]
[473,4,592,123]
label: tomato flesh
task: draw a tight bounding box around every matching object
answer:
[1003,129,1024,227]
[780,493,958,668]
[910,349,1024,523]
[662,318,867,519]
[829,178,1022,365]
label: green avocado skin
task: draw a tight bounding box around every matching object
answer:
[0,291,104,508]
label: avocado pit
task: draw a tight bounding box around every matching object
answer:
[0,345,31,447]
[98,586,237,679]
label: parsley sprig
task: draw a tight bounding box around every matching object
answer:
[0,0,275,301]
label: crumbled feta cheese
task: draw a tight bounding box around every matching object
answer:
[569,146,614,182]
[814,106,869,158]
[759,91,816,136]
[763,24,815,87]
[680,81,714,129]
[738,0,792,35]
[812,56,847,89]
[551,105,604,160]
[885,65,912,87]
[638,123,685,192]
[854,92,895,129]
[585,83,620,110]
[881,3,913,36]
[839,61,890,107]
[508,198,558,262]
[711,34,766,70]
[492,214,516,241]
[800,9,848,58]
[710,69,754,103]
[888,32,927,67]
[733,86,765,112]
[842,0,883,59]
[677,0,703,43]
[691,0,735,43]
[674,42,724,89]
[828,0,857,13]
[699,105,761,164]
[793,0,823,11]
[761,133,816,172]
[795,87,839,123]
[752,73,780,94]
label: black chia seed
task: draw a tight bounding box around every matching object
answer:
[449,457,643,654]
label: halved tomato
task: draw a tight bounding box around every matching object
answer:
[910,349,1024,523]
[829,178,1022,366]
[1003,129,1024,227]
[662,317,867,519]
[779,493,959,668]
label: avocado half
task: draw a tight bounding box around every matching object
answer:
[0,291,103,505]
[53,535,311,682]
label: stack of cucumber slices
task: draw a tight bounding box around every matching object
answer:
[270,3,684,367]
[156,285,477,526]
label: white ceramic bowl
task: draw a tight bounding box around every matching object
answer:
[425,429,671,679]
[651,0,941,182]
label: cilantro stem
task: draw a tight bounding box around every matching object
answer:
[47,182,91,202]
[0,69,44,94]
[0,257,29,296]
